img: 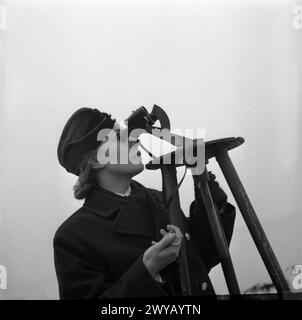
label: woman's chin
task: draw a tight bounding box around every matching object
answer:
[130,161,145,175]
[115,160,144,176]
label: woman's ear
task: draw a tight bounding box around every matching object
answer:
[90,159,105,170]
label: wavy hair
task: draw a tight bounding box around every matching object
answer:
[73,148,100,200]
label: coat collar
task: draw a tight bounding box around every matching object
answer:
[83,184,129,217]
[83,180,169,241]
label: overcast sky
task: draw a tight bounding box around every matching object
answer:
[1,0,302,298]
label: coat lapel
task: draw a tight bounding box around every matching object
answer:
[112,204,155,240]
[145,188,170,242]
[129,180,170,242]
[83,185,157,241]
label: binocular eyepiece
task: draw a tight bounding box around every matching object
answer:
[124,106,157,134]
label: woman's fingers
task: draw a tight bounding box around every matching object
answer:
[166,225,183,238]
[166,224,183,246]
[166,224,177,232]
[160,228,168,237]
[153,225,183,249]
[156,232,176,250]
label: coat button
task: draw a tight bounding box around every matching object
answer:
[185,233,190,240]
[201,282,207,291]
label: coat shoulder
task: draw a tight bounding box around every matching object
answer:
[53,206,98,243]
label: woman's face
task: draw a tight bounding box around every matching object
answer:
[96,126,144,177]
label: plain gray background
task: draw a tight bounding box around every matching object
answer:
[0,0,301,299]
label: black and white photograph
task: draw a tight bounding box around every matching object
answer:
[0,0,302,309]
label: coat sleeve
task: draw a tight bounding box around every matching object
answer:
[53,230,168,299]
[149,187,236,273]
[187,188,236,272]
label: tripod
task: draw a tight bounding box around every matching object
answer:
[146,136,290,295]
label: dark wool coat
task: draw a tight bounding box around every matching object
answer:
[53,180,236,299]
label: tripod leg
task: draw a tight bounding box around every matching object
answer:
[162,166,192,296]
[215,149,290,292]
[197,168,241,295]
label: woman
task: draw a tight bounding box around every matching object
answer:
[54,107,236,298]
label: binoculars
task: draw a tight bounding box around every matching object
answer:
[124,106,158,134]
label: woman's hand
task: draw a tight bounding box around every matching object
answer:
[143,225,183,279]
[194,171,228,212]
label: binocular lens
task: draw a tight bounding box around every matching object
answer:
[125,106,155,133]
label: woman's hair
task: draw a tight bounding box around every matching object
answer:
[73,147,100,200]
